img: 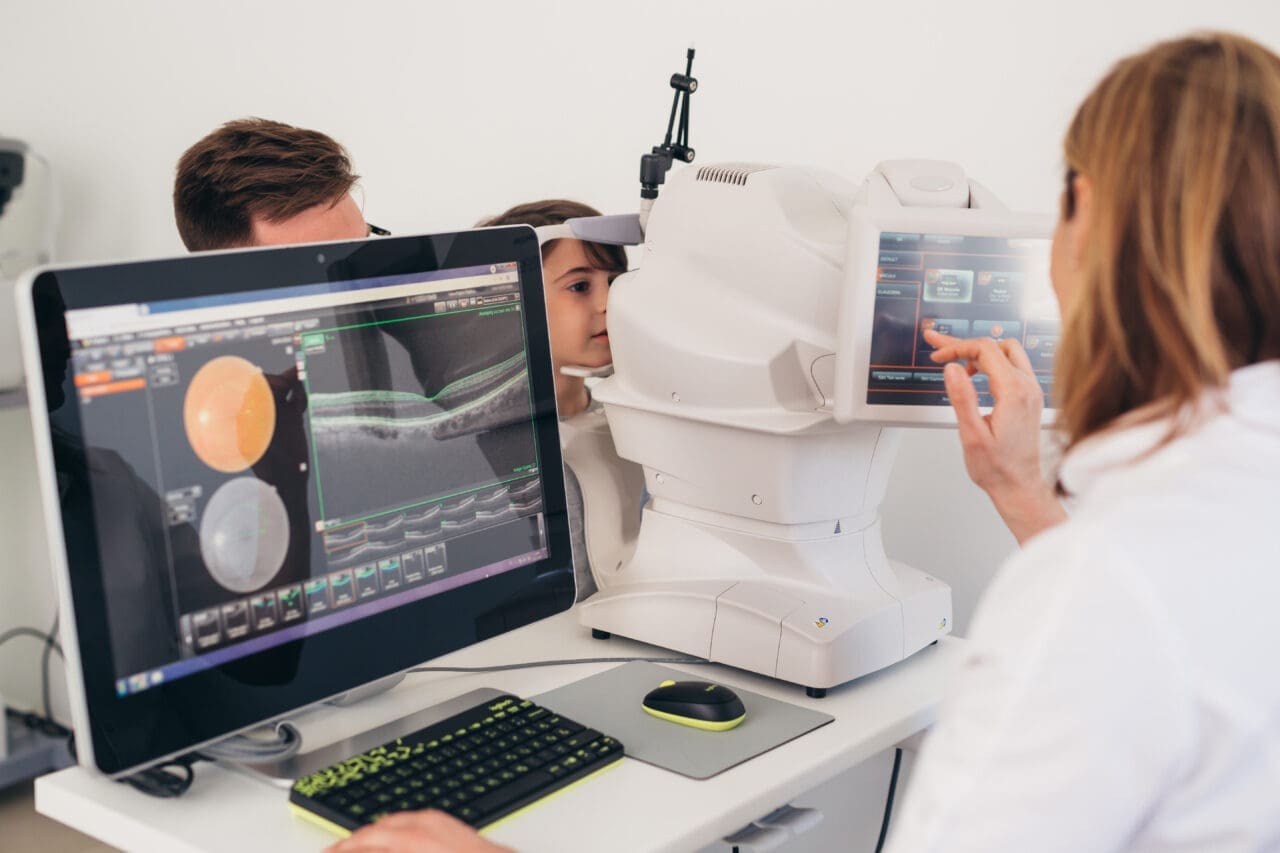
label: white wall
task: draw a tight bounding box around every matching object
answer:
[2,0,1277,743]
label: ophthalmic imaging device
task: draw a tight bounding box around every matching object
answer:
[560,52,1059,697]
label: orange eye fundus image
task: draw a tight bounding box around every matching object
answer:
[184,355,277,473]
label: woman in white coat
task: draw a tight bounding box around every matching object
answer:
[330,30,1280,853]
[892,30,1280,852]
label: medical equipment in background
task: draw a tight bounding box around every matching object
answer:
[558,55,1056,696]
[0,138,74,788]
[0,137,56,395]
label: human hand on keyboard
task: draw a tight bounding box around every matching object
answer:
[326,810,513,853]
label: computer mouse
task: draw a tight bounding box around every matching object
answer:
[641,679,747,731]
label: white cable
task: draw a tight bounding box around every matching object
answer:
[199,720,302,763]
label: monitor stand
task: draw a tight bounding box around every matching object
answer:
[223,686,507,786]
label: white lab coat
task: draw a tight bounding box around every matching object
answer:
[886,361,1280,853]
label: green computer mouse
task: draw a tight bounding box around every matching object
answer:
[641,679,747,731]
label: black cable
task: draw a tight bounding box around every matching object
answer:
[0,621,68,730]
[117,754,200,798]
[56,655,719,799]
[67,730,202,799]
[68,723,203,799]
[875,747,904,853]
[0,620,198,799]
[5,706,71,739]
[406,655,713,675]
[42,612,59,721]
[0,625,63,655]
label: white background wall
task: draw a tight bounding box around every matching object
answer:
[1,1,1277,841]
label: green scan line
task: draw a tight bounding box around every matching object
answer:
[312,303,495,337]
[305,302,536,525]
[515,297,542,478]
[309,373,530,431]
[300,354,328,520]
[308,357,526,418]
[325,471,540,532]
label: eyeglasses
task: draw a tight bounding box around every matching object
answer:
[366,223,391,237]
[1062,168,1078,220]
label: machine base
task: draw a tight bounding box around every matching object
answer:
[579,561,951,691]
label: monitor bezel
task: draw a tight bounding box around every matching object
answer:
[834,206,1058,427]
[18,226,575,777]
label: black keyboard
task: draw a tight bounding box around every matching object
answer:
[288,695,624,834]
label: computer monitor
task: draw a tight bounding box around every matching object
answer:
[834,206,1059,426]
[17,227,574,777]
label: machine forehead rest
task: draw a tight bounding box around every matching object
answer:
[876,159,971,208]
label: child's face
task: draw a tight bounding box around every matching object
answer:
[542,239,615,370]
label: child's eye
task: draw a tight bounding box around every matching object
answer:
[567,281,589,293]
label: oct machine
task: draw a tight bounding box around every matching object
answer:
[563,159,1057,696]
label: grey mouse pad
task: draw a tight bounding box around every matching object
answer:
[533,662,833,780]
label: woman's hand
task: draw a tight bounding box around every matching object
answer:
[326,810,515,853]
[924,329,1067,544]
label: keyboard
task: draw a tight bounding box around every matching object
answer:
[288,695,624,835]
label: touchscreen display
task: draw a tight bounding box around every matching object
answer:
[866,232,1058,407]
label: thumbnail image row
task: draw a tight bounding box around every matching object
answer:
[181,544,448,651]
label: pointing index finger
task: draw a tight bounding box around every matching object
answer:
[926,334,1031,401]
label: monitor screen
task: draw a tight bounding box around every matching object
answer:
[865,231,1058,407]
[23,229,573,775]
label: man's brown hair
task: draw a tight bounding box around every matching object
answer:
[478,199,627,273]
[1055,32,1280,453]
[173,118,358,251]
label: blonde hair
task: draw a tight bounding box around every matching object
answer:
[1056,33,1280,453]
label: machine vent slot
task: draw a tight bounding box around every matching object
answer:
[695,163,776,187]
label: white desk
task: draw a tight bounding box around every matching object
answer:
[36,611,961,853]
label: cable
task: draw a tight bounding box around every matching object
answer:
[66,731,202,798]
[118,754,200,798]
[0,622,208,798]
[0,625,63,655]
[199,720,303,763]
[42,612,59,721]
[5,706,71,739]
[0,623,66,728]
[406,655,713,675]
[49,655,718,798]
[874,747,904,853]
[190,658,711,774]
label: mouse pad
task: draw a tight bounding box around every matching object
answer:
[532,662,834,780]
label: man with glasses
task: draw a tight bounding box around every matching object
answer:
[173,117,385,250]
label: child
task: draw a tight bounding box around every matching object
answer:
[478,200,628,600]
